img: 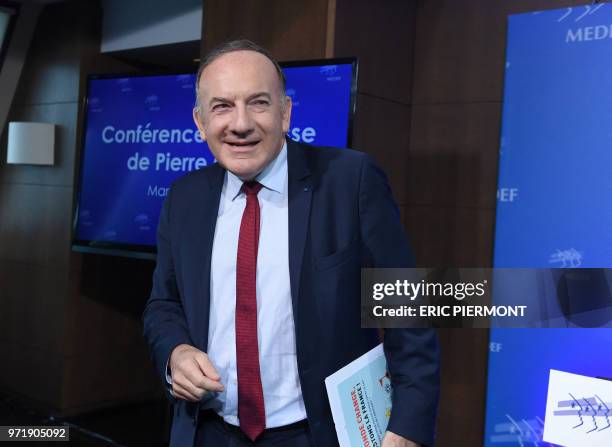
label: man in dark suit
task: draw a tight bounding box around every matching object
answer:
[143,40,439,447]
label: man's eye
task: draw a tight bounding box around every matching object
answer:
[212,104,229,111]
[251,100,269,106]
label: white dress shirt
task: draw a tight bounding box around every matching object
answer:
[204,142,307,427]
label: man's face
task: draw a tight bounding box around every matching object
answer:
[193,51,292,180]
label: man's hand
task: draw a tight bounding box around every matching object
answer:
[382,431,421,447]
[169,344,224,402]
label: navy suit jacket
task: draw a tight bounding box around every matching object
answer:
[143,140,440,447]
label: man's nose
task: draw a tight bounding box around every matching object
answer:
[229,103,254,136]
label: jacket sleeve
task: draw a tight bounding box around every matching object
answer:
[358,154,440,447]
[142,186,193,400]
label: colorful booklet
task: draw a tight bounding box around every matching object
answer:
[325,344,392,447]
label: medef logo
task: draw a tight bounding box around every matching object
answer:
[117,78,132,92]
[549,248,583,268]
[88,97,102,113]
[320,65,337,76]
[320,65,341,81]
[176,74,194,89]
[79,209,93,227]
[135,213,150,231]
[560,3,608,43]
[566,25,612,43]
[497,188,518,202]
[489,342,502,353]
[145,95,160,111]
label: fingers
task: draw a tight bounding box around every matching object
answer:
[175,371,209,400]
[172,382,201,402]
[194,352,222,382]
[194,374,224,393]
[182,358,223,393]
[169,344,224,401]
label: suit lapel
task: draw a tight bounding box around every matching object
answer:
[192,162,225,350]
[287,140,312,322]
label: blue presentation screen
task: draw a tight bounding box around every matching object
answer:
[73,61,355,253]
[485,5,612,446]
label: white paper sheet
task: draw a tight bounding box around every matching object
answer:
[543,369,612,447]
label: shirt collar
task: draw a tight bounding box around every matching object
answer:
[226,141,287,201]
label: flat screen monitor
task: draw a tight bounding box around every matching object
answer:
[72,58,357,258]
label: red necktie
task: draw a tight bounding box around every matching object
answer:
[236,181,265,441]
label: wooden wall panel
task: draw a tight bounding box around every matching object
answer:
[408,103,501,208]
[334,0,418,212]
[0,261,69,355]
[60,340,160,415]
[0,3,85,410]
[202,0,332,60]
[436,329,489,447]
[0,341,64,411]
[334,0,417,104]
[351,93,412,205]
[412,0,582,104]
[404,206,494,267]
[63,258,154,358]
[0,183,73,267]
[0,1,163,413]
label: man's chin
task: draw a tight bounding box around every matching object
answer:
[221,160,262,181]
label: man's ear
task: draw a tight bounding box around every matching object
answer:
[282,95,292,134]
[192,107,207,141]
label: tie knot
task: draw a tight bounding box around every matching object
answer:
[241,181,263,196]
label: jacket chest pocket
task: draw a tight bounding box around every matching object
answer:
[314,238,360,272]
[312,240,361,329]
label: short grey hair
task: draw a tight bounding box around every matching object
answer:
[194,39,287,116]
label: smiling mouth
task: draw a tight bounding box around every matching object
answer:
[225,140,260,148]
